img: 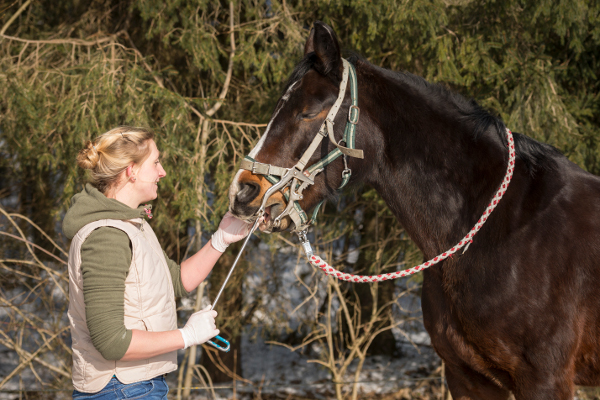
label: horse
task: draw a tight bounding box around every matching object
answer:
[227,21,600,399]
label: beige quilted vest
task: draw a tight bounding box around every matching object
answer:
[68,218,178,393]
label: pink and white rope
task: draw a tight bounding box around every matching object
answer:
[308,129,516,283]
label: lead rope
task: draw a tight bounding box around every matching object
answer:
[304,129,516,283]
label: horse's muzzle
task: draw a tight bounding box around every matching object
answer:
[229,171,290,232]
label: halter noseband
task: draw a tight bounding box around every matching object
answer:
[240,59,363,244]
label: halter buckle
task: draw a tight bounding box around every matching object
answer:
[319,122,329,137]
[342,154,351,177]
[348,105,360,124]
[249,161,272,175]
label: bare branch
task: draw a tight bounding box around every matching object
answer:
[1,31,121,46]
[212,119,267,128]
[0,232,67,269]
[0,326,70,388]
[9,213,68,257]
[204,1,235,117]
[0,0,32,36]
[0,337,70,379]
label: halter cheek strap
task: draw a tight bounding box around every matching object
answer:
[240,59,363,233]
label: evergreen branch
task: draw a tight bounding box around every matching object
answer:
[122,30,165,90]
[122,30,208,123]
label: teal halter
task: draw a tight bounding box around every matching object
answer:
[240,59,363,238]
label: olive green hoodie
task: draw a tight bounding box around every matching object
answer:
[63,184,187,360]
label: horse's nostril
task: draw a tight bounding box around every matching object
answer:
[236,182,260,204]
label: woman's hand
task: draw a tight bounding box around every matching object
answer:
[210,211,254,252]
[179,306,219,349]
[180,211,258,291]
[180,211,261,293]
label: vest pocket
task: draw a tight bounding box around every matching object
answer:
[142,316,154,332]
[123,315,147,331]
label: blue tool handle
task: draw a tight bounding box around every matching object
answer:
[206,335,230,352]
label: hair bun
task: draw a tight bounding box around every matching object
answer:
[76,127,155,193]
[76,141,100,170]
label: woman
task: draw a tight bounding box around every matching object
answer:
[63,126,252,399]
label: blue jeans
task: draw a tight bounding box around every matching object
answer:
[72,376,168,399]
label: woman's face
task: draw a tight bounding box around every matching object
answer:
[133,140,166,203]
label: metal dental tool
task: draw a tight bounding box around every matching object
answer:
[206,212,263,352]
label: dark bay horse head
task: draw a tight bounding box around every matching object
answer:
[229,21,600,398]
[228,21,371,233]
[229,20,515,244]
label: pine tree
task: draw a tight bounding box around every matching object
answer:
[1,0,598,393]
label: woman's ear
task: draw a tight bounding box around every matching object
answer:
[126,164,135,180]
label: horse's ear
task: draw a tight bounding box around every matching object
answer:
[304,27,316,55]
[304,21,341,78]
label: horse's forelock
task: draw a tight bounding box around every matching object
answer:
[282,54,316,96]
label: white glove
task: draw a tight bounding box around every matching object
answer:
[211,211,253,253]
[179,306,219,349]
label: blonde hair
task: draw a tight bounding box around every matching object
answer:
[77,126,155,194]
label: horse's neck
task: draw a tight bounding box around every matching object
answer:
[358,69,506,257]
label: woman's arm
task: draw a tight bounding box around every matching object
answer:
[179,213,257,293]
[81,228,221,362]
[179,239,222,293]
[122,306,218,361]
[120,329,184,361]
[121,214,255,360]
[119,239,222,361]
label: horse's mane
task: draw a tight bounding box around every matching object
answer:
[283,53,561,175]
[361,56,562,175]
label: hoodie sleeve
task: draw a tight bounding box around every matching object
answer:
[162,251,189,297]
[80,227,133,361]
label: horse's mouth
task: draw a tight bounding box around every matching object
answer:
[258,203,291,233]
[260,205,273,231]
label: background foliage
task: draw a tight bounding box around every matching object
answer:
[2,0,599,246]
[1,0,599,397]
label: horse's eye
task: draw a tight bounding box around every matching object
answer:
[298,111,319,120]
